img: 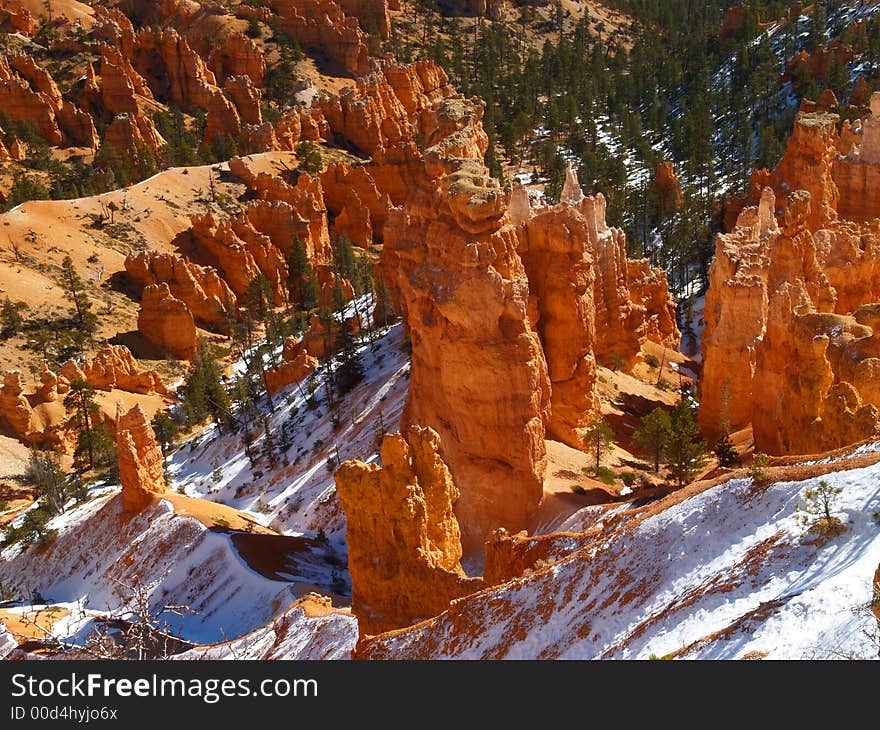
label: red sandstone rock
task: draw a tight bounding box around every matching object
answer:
[125,251,237,331]
[137,283,198,360]
[702,186,880,453]
[335,426,484,637]
[116,403,166,513]
[209,32,266,86]
[656,160,684,212]
[382,153,550,551]
[223,75,262,126]
[103,112,165,177]
[265,350,319,395]
[0,371,34,441]
[71,344,168,396]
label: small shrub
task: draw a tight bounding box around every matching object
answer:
[619,471,637,488]
[570,485,587,495]
[583,466,617,486]
[644,354,660,368]
[749,453,770,483]
[797,480,845,535]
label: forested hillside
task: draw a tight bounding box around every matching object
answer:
[389,1,880,292]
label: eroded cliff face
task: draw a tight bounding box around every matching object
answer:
[116,403,166,513]
[137,283,198,360]
[125,251,237,332]
[701,184,880,453]
[335,426,483,637]
[378,76,679,548]
[383,154,551,552]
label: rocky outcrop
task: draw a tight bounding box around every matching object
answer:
[656,160,683,212]
[833,93,880,222]
[260,0,373,76]
[265,350,319,396]
[751,283,879,454]
[126,28,219,111]
[319,163,390,246]
[209,32,266,86]
[727,111,840,232]
[0,2,37,35]
[318,272,355,309]
[0,56,63,145]
[319,60,458,204]
[103,112,165,177]
[137,283,198,360]
[335,426,483,637]
[223,75,262,126]
[189,212,288,305]
[204,88,241,145]
[0,371,34,441]
[383,150,550,551]
[98,44,154,116]
[68,344,167,396]
[770,112,840,232]
[701,186,880,452]
[518,204,600,448]
[116,403,166,513]
[125,251,237,332]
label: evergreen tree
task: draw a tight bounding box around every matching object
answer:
[584,416,615,470]
[151,411,179,456]
[634,408,672,473]
[713,433,741,468]
[59,256,97,348]
[286,237,318,310]
[665,394,708,487]
[63,378,99,470]
[181,339,233,430]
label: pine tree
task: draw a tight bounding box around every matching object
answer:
[64,378,99,470]
[286,237,318,310]
[584,416,615,470]
[59,256,97,348]
[665,394,707,487]
[335,324,364,397]
[713,434,740,468]
[151,411,179,456]
[182,339,233,430]
[634,408,672,473]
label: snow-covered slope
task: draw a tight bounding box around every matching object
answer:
[363,453,880,659]
[0,494,356,648]
[174,596,357,660]
[169,320,409,539]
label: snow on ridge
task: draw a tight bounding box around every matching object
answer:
[369,461,880,660]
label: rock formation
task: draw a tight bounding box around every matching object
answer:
[125,251,237,331]
[137,283,198,360]
[833,93,880,222]
[116,403,166,513]
[726,111,841,231]
[335,426,483,636]
[189,212,288,304]
[265,350,319,396]
[103,112,165,177]
[656,160,684,212]
[319,163,390,246]
[701,187,880,452]
[0,371,35,441]
[518,204,600,448]
[256,0,373,76]
[0,56,63,146]
[67,344,167,396]
[382,150,551,551]
[209,32,266,86]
